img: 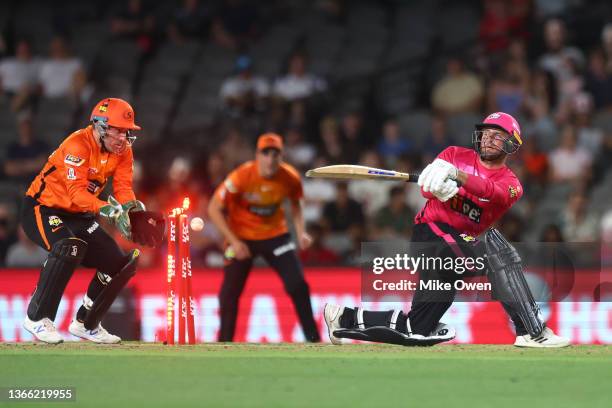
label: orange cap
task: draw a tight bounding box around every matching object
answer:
[257,133,283,151]
[90,98,141,130]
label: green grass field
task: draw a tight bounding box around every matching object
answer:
[1,343,611,408]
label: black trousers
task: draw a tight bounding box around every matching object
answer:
[343,222,527,336]
[218,233,320,342]
[21,196,130,319]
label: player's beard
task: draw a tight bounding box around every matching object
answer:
[479,144,505,162]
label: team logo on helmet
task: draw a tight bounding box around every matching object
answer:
[124,110,133,120]
[509,185,518,198]
[487,113,501,119]
[98,100,109,113]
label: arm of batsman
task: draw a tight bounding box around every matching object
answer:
[128,210,165,247]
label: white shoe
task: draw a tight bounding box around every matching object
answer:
[514,327,570,348]
[69,320,121,344]
[427,322,456,341]
[23,316,64,344]
[324,303,345,345]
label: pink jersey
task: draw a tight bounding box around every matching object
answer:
[415,146,523,236]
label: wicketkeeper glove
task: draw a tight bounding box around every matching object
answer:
[99,195,132,241]
[128,210,165,247]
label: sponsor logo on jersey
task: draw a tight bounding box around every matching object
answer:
[87,222,100,234]
[248,204,279,217]
[459,233,476,242]
[64,154,85,166]
[449,195,482,223]
[48,216,63,227]
[509,185,518,198]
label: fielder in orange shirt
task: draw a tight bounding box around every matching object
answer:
[209,133,320,342]
[21,98,164,344]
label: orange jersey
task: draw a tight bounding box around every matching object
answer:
[214,161,303,240]
[26,125,136,214]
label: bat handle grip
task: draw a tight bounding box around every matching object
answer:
[406,174,420,183]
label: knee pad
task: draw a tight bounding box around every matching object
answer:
[28,237,88,321]
[83,249,139,330]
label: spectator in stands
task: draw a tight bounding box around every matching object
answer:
[0,202,17,267]
[200,151,227,198]
[220,55,269,117]
[548,125,592,183]
[519,137,549,189]
[319,115,344,163]
[538,18,584,83]
[349,150,394,217]
[218,126,253,168]
[38,36,87,101]
[561,192,599,242]
[110,0,157,54]
[339,111,365,163]
[3,112,50,185]
[592,131,612,186]
[299,223,339,266]
[321,182,364,233]
[498,212,525,242]
[541,224,565,242]
[211,0,260,50]
[601,23,612,65]
[584,47,612,110]
[167,0,211,44]
[571,93,603,157]
[486,60,528,116]
[284,127,316,171]
[156,156,202,211]
[0,38,40,113]
[272,52,327,102]
[478,0,530,54]
[373,186,415,239]
[523,69,558,152]
[431,56,484,114]
[377,118,412,168]
[5,226,48,267]
[423,114,455,163]
[302,156,335,223]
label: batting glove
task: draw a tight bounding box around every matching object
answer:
[431,178,459,202]
[418,159,458,193]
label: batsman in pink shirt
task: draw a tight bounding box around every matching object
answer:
[324,112,570,348]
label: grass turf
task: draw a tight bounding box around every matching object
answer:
[1,343,610,408]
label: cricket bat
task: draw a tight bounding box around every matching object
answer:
[305,165,419,183]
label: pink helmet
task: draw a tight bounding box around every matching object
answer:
[473,112,523,155]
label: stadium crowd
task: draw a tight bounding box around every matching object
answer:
[1,0,612,268]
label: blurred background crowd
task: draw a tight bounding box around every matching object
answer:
[1,0,612,268]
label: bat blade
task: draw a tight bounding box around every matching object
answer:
[305,165,419,183]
